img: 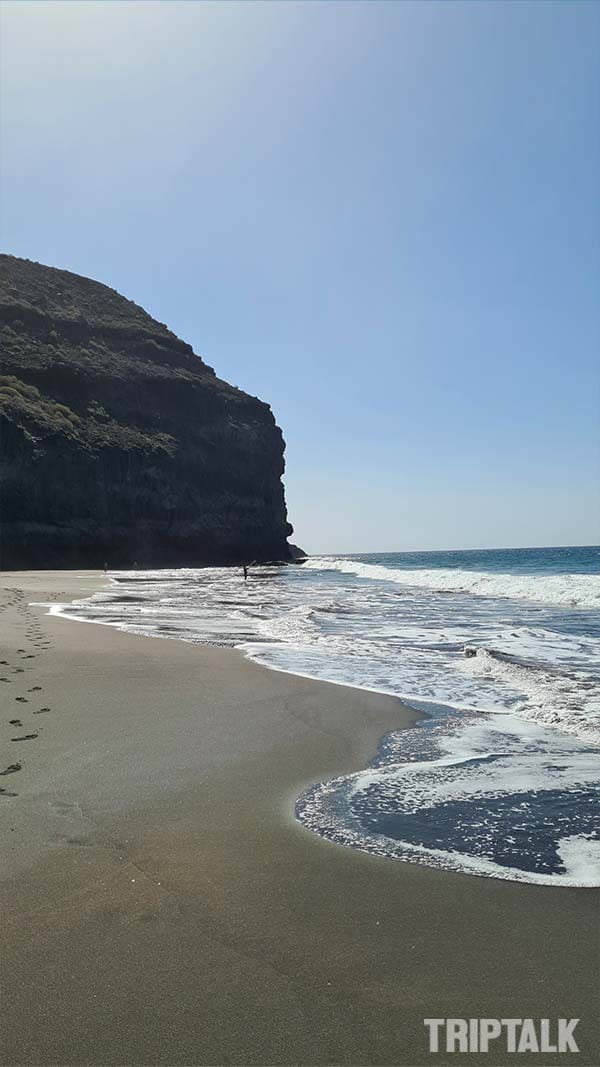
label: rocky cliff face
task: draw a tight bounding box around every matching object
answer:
[0,255,294,568]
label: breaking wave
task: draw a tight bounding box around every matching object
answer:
[302,555,600,609]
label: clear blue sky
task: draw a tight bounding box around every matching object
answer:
[1,0,598,553]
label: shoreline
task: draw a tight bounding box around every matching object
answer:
[47,575,600,888]
[1,571,598,1066]
[46,562,600,748]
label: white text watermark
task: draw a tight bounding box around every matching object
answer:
[424,1018,579,1054]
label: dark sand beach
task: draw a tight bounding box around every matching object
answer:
[0,572,597,1066]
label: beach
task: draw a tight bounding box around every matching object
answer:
[0,571,598,1067]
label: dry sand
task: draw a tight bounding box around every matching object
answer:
[0,572,597,1066]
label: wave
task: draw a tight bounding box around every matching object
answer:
[302,556,600,609]
[458,646,600,746]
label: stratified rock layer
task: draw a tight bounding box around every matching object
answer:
[0,255,293,568]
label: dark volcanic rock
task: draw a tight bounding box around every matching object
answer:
[288,543,308,561]
[0,255,293,568]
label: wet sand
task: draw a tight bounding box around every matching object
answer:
[0,572,597,1066]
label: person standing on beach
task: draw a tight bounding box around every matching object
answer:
[243,565,248,581]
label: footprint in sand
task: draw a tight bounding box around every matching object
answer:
[34,708,50,715]
[0,788,18,797]
[13,668,24,674]
[28,686,42,692]
[15,697,28,703]
[11,734,38,742]
[0,763,21,775]
[0,678,12,683]
[9,719,22,726]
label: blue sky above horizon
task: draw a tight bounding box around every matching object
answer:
[1,0,598,553]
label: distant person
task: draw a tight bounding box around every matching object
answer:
[133,561,138,570]
[243,565,248,581]
[103,562,108,575]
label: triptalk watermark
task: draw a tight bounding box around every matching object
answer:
[424,1018,580,1054]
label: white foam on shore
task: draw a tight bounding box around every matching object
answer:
[297,794,600,886]
[296,712,600,887]
[557,836,600,885]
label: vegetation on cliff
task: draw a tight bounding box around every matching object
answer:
[0,255,293,567]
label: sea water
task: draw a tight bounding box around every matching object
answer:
[53,546,600,886]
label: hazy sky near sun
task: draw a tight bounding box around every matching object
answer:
[1,0,598,553]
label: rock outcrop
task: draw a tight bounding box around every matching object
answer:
[0,255,294,568]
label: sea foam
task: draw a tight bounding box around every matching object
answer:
[301,556,600,609]
[295,710,600,886]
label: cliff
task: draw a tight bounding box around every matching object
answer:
[0,255,294,568]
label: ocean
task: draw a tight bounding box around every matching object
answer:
[53,545,600,887]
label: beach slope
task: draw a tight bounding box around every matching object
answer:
[0,573,597,1066]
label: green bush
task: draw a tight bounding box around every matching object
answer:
[54,403,80,423]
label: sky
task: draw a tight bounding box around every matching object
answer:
[1,0,598,554]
